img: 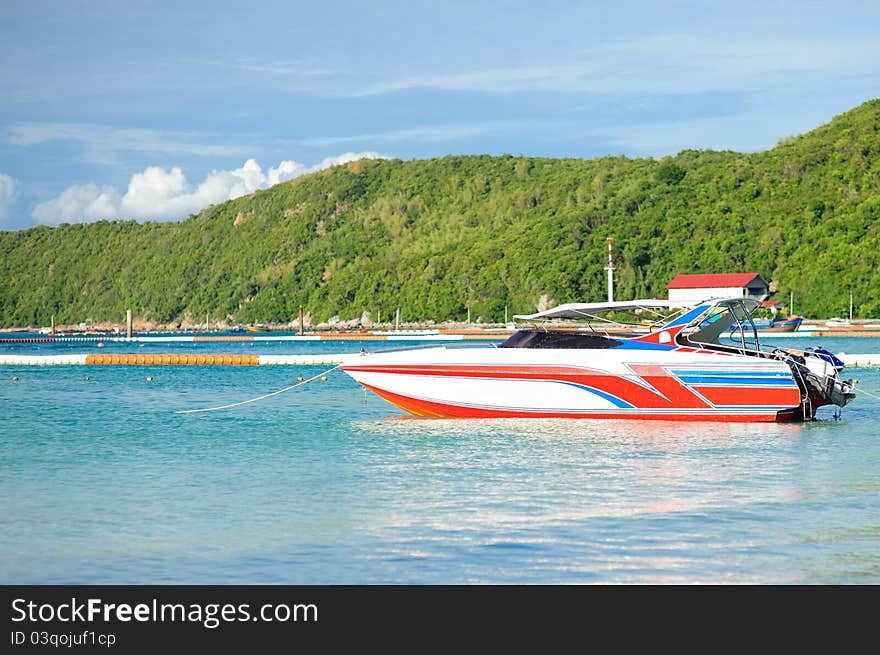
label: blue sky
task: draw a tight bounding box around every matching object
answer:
[1,0,878,229]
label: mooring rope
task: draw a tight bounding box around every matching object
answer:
[851,385,880,401]
[175,342,467,415]
[177,365,340,414]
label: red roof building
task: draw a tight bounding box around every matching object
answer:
[666,273,769,303]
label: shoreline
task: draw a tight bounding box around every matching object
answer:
[3,317,880,336]
[0,321,516,335]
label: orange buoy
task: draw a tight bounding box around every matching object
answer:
[83,352,274,365]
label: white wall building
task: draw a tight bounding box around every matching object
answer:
[666,273,770,304]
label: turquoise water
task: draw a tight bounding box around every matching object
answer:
[1,338,879,584]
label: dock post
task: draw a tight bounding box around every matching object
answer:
[299,306,304,335]
[126,309,132,339]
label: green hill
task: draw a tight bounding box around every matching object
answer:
[2,99,879,327]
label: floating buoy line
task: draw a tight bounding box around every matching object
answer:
[0,353,346,366]
[0,344,447,367]
[9,350,880,367]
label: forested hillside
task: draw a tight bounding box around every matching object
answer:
[2,99,879,327]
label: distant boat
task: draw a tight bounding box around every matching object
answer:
[245,324,268,333]
[825,318,853,327]
[751,315,804,332]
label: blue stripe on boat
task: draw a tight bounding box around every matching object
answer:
[663,305,711,328]
[614,341,676,351]
[671,369,791,378]
[557,382,635,408]
[678,376,795,386]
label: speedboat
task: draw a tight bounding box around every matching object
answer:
[340,298,856,422]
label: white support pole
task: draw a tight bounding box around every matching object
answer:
[604,237,615,303]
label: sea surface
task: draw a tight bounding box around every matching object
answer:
[1,336,879,584]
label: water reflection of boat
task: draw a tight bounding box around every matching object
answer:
[341,298,856,422]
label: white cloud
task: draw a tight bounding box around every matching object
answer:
[32,184,121,223]
[355,35,880,97]
[0,173,19,227]
[266,160,307,186]
[578,96,858,157]
[5,122,242,159]
[31,152,384,225]
[226,57,341,78]
[295,122,521,148]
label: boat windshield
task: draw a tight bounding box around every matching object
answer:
[508,298,774,356]
[677,300,763,353]
[499,331,624,349]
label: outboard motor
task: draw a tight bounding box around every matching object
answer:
[805,347,845,372]
[775,347,856,419]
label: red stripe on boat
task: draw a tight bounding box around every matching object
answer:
[360,383,788,422]
[692,385,801,407]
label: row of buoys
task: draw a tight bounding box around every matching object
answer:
[10,375,153,381]
[0,353,349,366]
[84,353,260,365]
[0,338,57,343]
[839,353,880,367]
[0,337,120,343]
[0,333,495,344]
[9,374,335,385]
[258,355,346,365]
[192,335,256,342]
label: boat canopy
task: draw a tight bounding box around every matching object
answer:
[513,299,693,321]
